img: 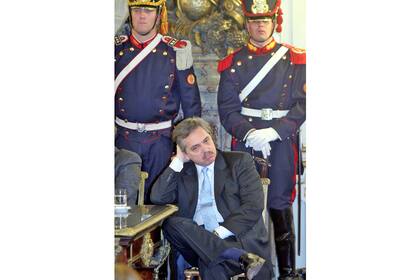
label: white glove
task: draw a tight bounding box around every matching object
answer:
[260,142,271,159]
[245,140,271,159]
[246,128,280,147]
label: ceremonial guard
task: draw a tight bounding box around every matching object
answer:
[217,1,306,279]
[115,0,201,203]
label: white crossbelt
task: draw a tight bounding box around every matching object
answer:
[239,46,289,102]
[241,107,289,120]
[114,34,163,93]
[115,117,171,132]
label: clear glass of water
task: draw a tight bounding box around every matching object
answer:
[115,188,127,207]
[115,213,129,229]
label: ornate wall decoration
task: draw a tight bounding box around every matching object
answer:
[167,0,248,58]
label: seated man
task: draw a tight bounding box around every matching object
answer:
[150,117,273,280]
[115,147,142,207]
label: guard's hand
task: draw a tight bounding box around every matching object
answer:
[246,140,271,159]
[246,128,279,147]
[175,145,190,163]
[254,142,271,159]
[260,142,271,159]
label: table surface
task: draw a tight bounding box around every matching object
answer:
[115,204,178,238]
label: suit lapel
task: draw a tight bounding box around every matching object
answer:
[214,152,228,200]
[183,162,199,218]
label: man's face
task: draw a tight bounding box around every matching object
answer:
[246,18,274,43]
[182,127,217,167]
[130,6,159,36]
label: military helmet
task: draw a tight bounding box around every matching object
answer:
[241,0,283,32]
[127,0,168,34]
[128,0,165,8]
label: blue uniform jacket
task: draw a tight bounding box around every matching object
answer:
[115,34,201,132]
[217,41,306,142]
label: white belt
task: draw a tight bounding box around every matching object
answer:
[241,107,289,121]
[115,117,172,132]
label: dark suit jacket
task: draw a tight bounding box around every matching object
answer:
[115,147,142,206]
[150,150,271,264]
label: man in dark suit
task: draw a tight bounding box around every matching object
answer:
[115,147,142,207]
[150,117,273,280]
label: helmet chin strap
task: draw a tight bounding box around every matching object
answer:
[269,17,276,38]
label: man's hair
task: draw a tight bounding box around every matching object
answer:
[172,117,216,152]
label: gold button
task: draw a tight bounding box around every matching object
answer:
[289,75,293,79]
[248,118,253,122]
[129,47,134,51]
[120,108,125,112]
[163,51,168,56]
[271,52,275,56]
[164,85,169,89]
[282,56,287,60]
[236,61,242,66]
[162,96,167,100]
[159,109,164,114]
[119,51,124,56]
[284,84,288,88]
[248,55,253,60]
[169,73,174,78]
[152,49,157,53]
[118,97,123,102]
[230,68,236,73]
[244,98,248,102]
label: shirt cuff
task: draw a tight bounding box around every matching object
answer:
[169,157,184,172]
[214,226,234,239]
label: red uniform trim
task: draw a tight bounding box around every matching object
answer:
[217,48,241,73]
[247,38,276,54]
[283,43,306,65]
[231,137,238,150]
[129,33,157,49]
[162,35,187,48]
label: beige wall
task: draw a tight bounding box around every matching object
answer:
[277,0,306,48]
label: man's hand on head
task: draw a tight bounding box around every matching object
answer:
[176,145,190,163]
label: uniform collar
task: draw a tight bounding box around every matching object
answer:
[247,37,276,54]
[129,33,158,49]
